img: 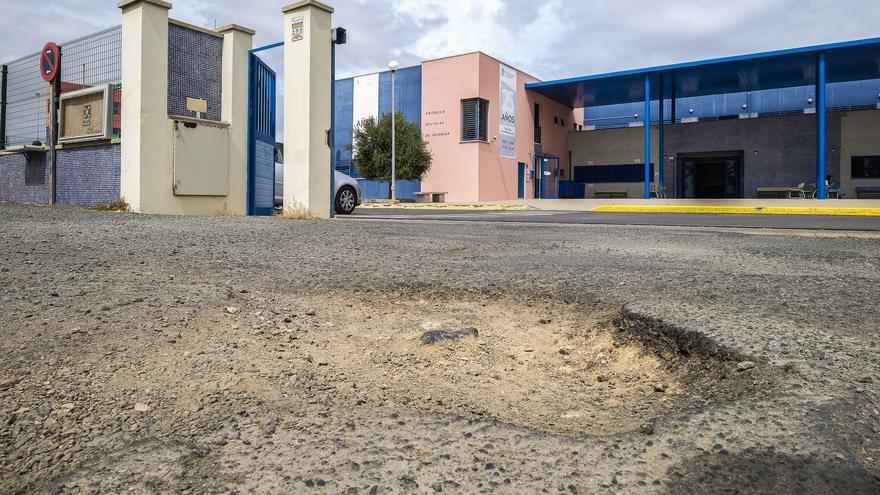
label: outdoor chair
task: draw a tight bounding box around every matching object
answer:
[826,182,842,199]
[804,183,818,198]
[789,183,807,198]
[650,184,668,199]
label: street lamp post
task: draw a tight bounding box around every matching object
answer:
[331,28,347,217]
[388,60,399,202]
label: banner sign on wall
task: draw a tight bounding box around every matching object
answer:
[499,65,517,159]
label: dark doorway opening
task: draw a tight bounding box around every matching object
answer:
[678,153,744,199]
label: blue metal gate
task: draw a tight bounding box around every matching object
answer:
[247,54,276,216]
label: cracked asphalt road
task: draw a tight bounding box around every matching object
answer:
[1,202,879,494]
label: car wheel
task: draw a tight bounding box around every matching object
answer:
[335,186,357,215]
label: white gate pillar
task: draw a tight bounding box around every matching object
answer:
[282,1,333,218]
[118,0,171,212]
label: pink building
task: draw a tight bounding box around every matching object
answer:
[418,52,581,202]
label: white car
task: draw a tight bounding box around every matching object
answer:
[274,163,363,214]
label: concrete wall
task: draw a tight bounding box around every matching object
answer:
[0,144,121,206]
[476,53,521,202]
[420,52,574,202]
[840,110,880,198]
[419,53,481,202]
[1,1,249,215]
[569,112,843,198]
[120,0,251,215]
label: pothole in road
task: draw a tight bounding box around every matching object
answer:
[318,296,771,436]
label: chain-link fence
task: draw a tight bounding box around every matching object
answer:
[1,25,121,148]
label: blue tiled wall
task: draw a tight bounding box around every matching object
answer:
[168,23,223,121]
[57,144,121,206]
[0,152,50,204]
[0,143,120,206]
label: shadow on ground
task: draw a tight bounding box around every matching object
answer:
[664,448,880,494]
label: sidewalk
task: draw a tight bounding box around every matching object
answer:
[362,198,880,216]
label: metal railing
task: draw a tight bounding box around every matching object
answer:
[1,25,121,148]
[335,159,355,176]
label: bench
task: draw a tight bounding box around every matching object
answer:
[856,187,880,199]
[414,191,447,203]
[757,187,802,199]
[595,190,628,199]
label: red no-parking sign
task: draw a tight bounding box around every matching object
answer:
[40,42,60,83]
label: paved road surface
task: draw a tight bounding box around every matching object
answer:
[3,203,879,494]
[352,207,880,230]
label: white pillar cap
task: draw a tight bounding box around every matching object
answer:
[282,0,334,14]
[118,0,171,10]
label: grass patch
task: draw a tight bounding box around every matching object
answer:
[281,205,322,220]
[91,198,130,212]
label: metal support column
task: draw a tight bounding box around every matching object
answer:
[670,74,676,197]
[816,52,827,200]
[658,74,665,189]
[0,65,7,150]
[330,28,346,216]
[644,74,651,200]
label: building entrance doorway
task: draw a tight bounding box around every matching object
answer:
[678,153,743,199]
[535,154,560,199]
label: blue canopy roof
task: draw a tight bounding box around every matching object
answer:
[526,37,880,108]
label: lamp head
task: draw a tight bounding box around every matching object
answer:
[332,27,347,45]
[388,60,399,72]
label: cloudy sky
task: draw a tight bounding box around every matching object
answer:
[2,0,879,81]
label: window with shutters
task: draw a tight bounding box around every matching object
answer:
[461,98,488,142]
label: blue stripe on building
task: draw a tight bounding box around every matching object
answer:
[585,79,880,128]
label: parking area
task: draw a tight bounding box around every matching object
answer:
[351,207,880,231]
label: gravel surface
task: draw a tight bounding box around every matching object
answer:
[1,202,879,494]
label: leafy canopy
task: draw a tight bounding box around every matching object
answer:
[350,112,432,186]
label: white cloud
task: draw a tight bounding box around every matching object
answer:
[1,0,878,81]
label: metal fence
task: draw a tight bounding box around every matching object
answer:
[1,25,121,148]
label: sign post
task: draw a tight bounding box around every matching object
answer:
[41,42,61,205]
[0,65,7,150]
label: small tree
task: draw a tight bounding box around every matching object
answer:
[350,112,432,198]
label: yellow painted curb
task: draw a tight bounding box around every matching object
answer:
[591,205,880,216]
[360,203,536,211]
